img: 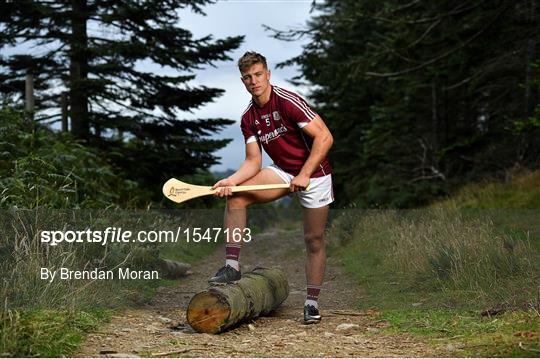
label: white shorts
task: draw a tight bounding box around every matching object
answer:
[267,164,334,208]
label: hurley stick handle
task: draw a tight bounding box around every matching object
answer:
[230,183,290,192]
[163,178,304,204]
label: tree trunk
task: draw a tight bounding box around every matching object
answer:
[69,0,89,140]
[25,70,34,116]
[524,0,537,118]
[61,92,68,132]
[158,258,191,278]
[186,267,289,334]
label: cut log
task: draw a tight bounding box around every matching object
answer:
[158,258,191,278]
[186,267,289,334]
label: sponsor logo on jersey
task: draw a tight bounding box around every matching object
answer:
[258,124,288,145]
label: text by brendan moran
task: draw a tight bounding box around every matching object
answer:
[40,267,159,283]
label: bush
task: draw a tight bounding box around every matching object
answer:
[0,107,140,209]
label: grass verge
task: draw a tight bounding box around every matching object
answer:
[328,170,540,357]
[0,309,111,357]
[0,209,224,357]
[379,309,539,357]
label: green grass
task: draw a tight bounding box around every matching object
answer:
[330,209,538,309]
[159,239,219,265]
[0,209,227,357]
[0,309,110,357]
[379,309,540,357]
[329,169,540,357]
[434,169,540,209]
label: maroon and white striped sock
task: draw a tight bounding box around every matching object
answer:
[305,284,322,308]
[225,243,241,271]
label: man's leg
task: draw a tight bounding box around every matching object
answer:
[302,205,329,323]
[209,168,289,283]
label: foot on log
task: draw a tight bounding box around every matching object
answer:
[208,264,241,285]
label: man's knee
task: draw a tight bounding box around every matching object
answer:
[226,194,253,209]
[304,232,324,254]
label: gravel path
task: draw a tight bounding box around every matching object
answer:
[76,228,444,357]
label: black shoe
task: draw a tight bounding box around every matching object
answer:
[303,304,321,324]
[208,264,241,284]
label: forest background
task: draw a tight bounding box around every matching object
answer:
[0,1,538,357]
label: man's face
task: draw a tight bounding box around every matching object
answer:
[240,63,271,97]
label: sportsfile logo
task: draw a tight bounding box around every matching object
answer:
[259,124,287,145]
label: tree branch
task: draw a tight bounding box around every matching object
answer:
[365,6,509,78]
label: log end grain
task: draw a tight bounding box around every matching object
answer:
[187,290,231,334]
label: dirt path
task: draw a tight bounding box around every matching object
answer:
[77,229,444,357]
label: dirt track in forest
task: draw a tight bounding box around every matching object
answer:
[77,229,446,357]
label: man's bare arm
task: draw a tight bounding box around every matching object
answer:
[228,141,262,185]
[291,115,333,191]
[213,141,262,196]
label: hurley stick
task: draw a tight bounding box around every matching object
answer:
[162,178,293,204]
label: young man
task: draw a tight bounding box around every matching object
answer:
[209,51,334,324]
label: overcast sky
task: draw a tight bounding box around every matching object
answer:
[178,0,317,172]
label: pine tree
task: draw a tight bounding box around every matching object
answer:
[0,1,243,196]
[269,0,539,207]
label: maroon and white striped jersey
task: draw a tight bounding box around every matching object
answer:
[240,85,332,178]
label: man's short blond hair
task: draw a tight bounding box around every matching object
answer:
[237,51,267,72]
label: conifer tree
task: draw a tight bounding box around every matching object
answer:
[269,0,539,207]
[0,1,243,193]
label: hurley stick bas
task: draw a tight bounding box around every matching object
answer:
[163,178,297,204]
